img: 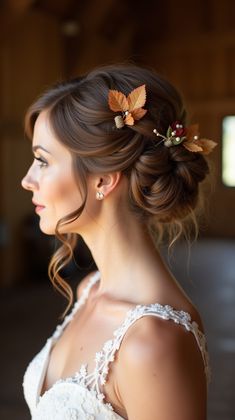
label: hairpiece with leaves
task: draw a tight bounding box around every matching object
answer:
[108,84,147,128]
[153,121,217,155]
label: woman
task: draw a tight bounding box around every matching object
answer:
[22,64,215,420]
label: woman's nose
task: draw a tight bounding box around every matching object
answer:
[21,171,36,191]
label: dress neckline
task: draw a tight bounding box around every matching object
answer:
[37,271,127,418]
[38,271,100,398]
[37,270,210,413]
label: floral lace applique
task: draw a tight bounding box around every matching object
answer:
[51,300,210,408]
[23,270,210,420]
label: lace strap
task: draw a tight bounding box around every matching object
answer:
[52,271,100,340]
[97,304,211,388]
[56,302,210,406]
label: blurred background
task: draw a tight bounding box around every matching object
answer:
[0,0,234,419]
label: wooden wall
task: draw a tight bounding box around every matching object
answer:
[0,0,234,284]
[0,5,63,285]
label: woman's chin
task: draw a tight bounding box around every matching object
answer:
[38,221,56,235]
[38,221,73,236]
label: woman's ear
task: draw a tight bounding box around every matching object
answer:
[96,172,122,198]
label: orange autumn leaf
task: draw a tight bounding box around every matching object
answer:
[124,113,135,125]
[184,123,218,154]
[108,84,147,128]
[194,138,217,155]
[183,142,203,153]
[128,84,146,111]
[132,108,147,120]
[108,90,128,112]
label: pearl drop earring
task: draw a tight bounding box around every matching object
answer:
[96,191,104,200]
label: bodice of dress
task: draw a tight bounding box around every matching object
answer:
[23,271,210,420]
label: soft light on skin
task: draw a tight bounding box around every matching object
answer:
[21,111,101,235]
[21,110,163,293]
[21,110,185,307]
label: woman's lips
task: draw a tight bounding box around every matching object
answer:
[32,200,45,213]
[35,205,45,213]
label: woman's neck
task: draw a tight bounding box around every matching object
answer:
[79,211,167,302]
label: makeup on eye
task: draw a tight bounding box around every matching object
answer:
[34,156,48,167]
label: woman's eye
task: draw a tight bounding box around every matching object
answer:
[34,156,48,168]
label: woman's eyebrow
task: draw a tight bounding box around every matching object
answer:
[32,145,52,155]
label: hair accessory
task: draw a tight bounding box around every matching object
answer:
[96,191,104,200]
[153,121,217,155]
[108,84,147,128]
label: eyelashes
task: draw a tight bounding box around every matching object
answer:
[34,156,48,168]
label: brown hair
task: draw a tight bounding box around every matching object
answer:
[25,64,209,315]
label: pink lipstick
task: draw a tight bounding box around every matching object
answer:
[32,200,45,213]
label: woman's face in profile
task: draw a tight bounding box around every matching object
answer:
[21,111,84,235]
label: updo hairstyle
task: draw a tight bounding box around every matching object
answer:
[25,64,209,315]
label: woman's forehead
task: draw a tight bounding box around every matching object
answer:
[33,111,71,159]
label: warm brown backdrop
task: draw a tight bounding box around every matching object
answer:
[0,0,234,286]
[0,2,234,420]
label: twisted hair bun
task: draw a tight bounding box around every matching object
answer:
[130,139,209,224]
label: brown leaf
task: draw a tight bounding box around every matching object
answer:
[108,90,129,112]
[195,138,217,155]
[184,123,217,154]
[183,141,203,153]
[132,108,147,120]
[128,84,146,112]
[124,113,134,125]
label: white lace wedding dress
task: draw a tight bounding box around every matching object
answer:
[23,271,210,419]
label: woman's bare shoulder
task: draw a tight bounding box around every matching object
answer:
[115,312,207,420]
[118,309,203,364]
